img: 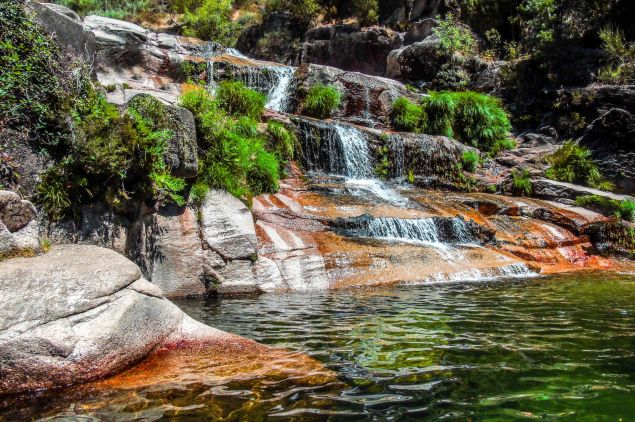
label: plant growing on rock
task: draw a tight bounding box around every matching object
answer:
[432,14,477,56]
[302,84,342,119]
[182,0,238,46]
[391,98,425,133]
[597,25,635,84]
[216,81,266,119]
[266,121,297,161]
[461,151,480,173]
[422,91,514,155]
[512,169,533,196]
[575,195,635,222]
[180,86,281,201]
[545,141,612,190]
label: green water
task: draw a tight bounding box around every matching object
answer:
[2,273,635,421]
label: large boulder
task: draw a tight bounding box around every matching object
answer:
[31,3,96,59]
[0,244,267,394]
[236,12,306,65]
[293,63,419,128]
[302,25,403,76]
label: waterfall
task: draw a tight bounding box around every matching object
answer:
[343,217,477,246]
[265,66,294,112]
[419,263,536,284]
[333,124,374,178]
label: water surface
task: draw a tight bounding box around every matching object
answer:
[2,273,634,421]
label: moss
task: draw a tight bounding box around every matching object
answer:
[461,151,480,173]
[302,84,342,119]
[266,121,297,161]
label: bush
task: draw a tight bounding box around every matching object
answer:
[264,0,320,25]
[216,81,266,119]
[432,14,477,55]
[391,97,425,132]
[545,141,611,189]
[422,91,514,155]
[461,151,480,172]
[182,0,237,46]
[0,1,74,146]
[56,0,151,19]
[512,169,532,196]
[597,25,635,84]
[179,86,281,201]
[303,84,342,119]
[575,195,635,222]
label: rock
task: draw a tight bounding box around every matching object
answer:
[379,0,442,28]
[236,12,306,65]
[0,191,37,233]
[164,105,199,178]
[200,190,258,261]
[533,179,635,206]
[31,2,96,59]
[138,205,208,297]
[0,129,50,198]
[0,244,261,394]
[293,63,419,127]
[302,25,403,76]
[404,18,436,44]
[578,108,635,193]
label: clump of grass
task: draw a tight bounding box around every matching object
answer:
[575,195,635,222]
[391,97,425,132]
[216,80,266,119]
[545,141,612,190]
[303,84,342,119]
[512,169,532,196]
[421,91,514,155]
[461,151,480,173]
[597,25,635,84]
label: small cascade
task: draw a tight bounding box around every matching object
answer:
[419,263,536,284]
[333,124,374,178]
[265,66,294,112]
[388,135,405,181]
[340,217,478,246]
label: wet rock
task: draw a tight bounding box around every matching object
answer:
[236,12,306,65]
[302,25,403,76]
[200,190,257,261]
[0,244,253,394]
[533,179,635,206]
[292,64,419,127]
[584,220,635,259]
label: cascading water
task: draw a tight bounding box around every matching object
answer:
[265,67,294,112]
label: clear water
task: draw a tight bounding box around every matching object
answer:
[2,273,634,421]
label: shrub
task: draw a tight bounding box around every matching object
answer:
[0,1,73,146]
[461,151,480,172]
[432,14,477,55]
[512,169,532,196]
[179,86,281,201]
[421,91,514,155]
[303,84,342,119]
[216,81,266,119]
[391,97,425,132]
[597,25,635,84]
[544,141,610,189]
[266,121,297,161]
[182,0,237,45]
[264,0,320,25]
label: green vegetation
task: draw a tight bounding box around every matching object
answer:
[180,85,281,201]
[545,141,613,190]
[512,169,533,196]
[266,121,297,161]
[575,195,635,222]
[461,151,480,173]
[55,0,151,20]
[390,92,514,156]
[216,80,266,119]
[390,97,425,133]
[302,84,342,119]
[433,14,477,55]
[0,1,73,146]
[182,0,237,46]
[597,25,635,84]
